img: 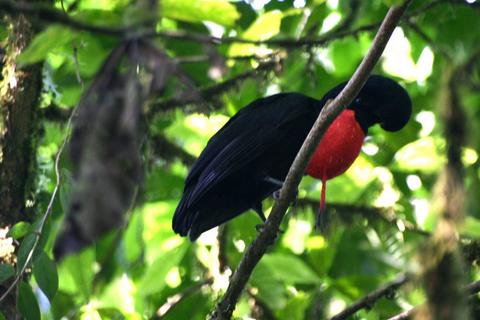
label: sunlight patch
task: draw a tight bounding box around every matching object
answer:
[382,28,434,82]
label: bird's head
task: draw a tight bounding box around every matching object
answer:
[322,75,412,133]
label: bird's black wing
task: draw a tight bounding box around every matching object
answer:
[184,93,320,208]
[184,94,288,186]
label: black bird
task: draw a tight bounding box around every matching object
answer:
[173,75,412,240]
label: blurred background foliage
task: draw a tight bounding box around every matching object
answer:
[2,0,480,319]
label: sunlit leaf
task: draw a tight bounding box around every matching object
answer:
[393,137,445,173]
[17,25,77,65]
[57,249,95,299]
[260,253,321,285]
[461,217,480,238]
[7,222,31,239]
[229,10,283,56]
[161,0,239,27]
[33,252,58,301]
[138,241,188,296]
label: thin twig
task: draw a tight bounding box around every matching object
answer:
[146,59,279,115]
[217,225,230,274]
[330,273,411,320]
[210,2,412,319]
[155,278,213,319]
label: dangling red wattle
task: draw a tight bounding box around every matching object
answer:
[306,109,365,217]
[320,174,326,213]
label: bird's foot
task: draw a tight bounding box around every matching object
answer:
[272,189,298,205]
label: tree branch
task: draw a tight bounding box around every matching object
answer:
[210,2,412,319]
[0,0,129,36]
[146,59,280,116]
[155,278,213,319]
[330,273,411,320]
[150,135,196,167]
[1,0,473,48]
[217,224,230,274]
[296,199,430,237]
[387,279,480,320]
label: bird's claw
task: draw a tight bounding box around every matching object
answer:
[272,189,298,204]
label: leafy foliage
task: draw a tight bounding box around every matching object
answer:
[3,0,480,319]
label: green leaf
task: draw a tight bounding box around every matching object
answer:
[123,209,144,263]
[138,241,188,296]
[278,292,311,320]
[251,262,288,310]
[17,25,77,65]
[461,217,480,238]
[17,234,36,272]
[330,38,364,76]
[0,311,5,320]
[59,169,73,211]
[33,252,58,301]
[383,0,403,5]
[260,253,321,285]
[0,264,14,284]
[393,137,445,173]
[17,281,40,320]
[144,168,184,201]
[7,222,31,239]
[58,249,95,299]
[229,10,283,56]
[161,0,239,27]
[242,10,283,41]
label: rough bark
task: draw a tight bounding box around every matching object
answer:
[0,11,42,319]
[0,15,41,225]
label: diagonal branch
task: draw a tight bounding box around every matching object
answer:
[330,273,411,320]
[155,278,214,319]
[210,1,412,319]
[387,279,480,320]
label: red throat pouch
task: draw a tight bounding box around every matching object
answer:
[306,109,365,225]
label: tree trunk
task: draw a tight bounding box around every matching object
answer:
[0,11,42,319]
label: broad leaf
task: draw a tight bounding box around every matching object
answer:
[138,241,188,296]
[161,0,239,27]
[17,281,40,320]
[33,252,59,301]
[0,264,14,285]
[17,25,77,65]
[7,221,31,240]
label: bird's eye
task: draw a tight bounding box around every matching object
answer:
[355,98,361,104]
